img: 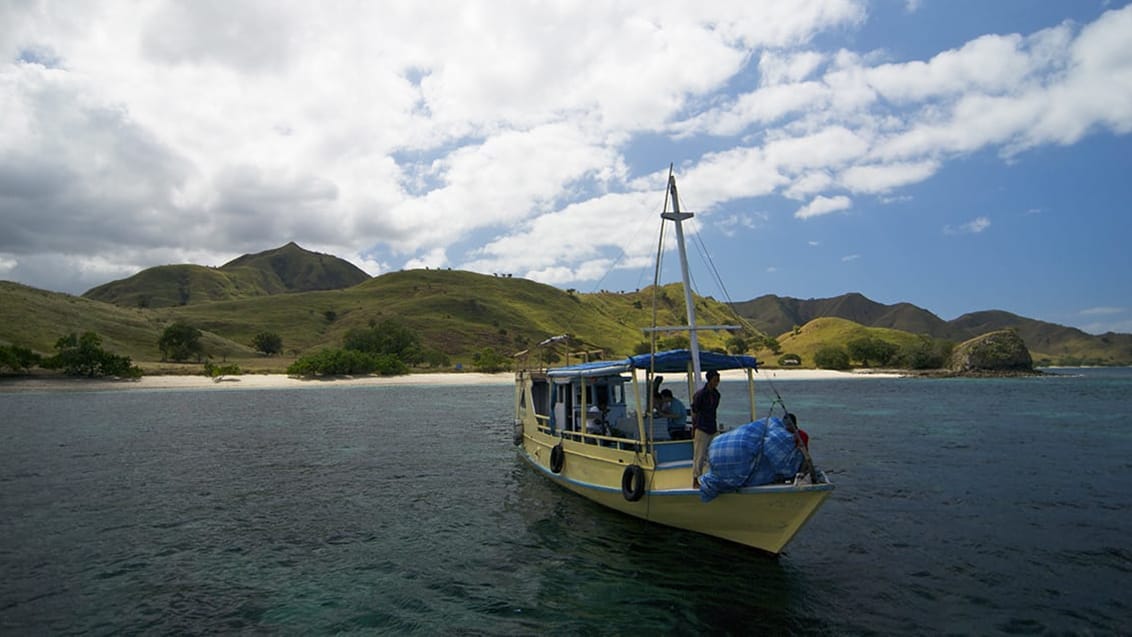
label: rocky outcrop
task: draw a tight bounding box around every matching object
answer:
[948,329,1034,373]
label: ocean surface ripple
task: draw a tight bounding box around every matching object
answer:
[2,369,1130,634]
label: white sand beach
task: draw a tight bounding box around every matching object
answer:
[0,368,902,393]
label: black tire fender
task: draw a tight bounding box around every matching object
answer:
[549,443,565,474]
[621,464,645,502]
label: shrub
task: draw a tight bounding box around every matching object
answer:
[204,360,241,379]
[847,337,898,367]
[251,331,283,356]
[343,319,423,365]
[472,347,510,373]
[0,344,42,373]
[778,353,802,366]
[43,332,142,378]
[893,338,954,369]
[286,348,408,377]
[159,322,204,362]
[814,346,851,370]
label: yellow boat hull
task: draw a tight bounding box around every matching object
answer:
[518,429,833,555]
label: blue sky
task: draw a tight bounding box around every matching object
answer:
[1,1,1130,334]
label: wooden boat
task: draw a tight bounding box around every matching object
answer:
[512,169,833,554]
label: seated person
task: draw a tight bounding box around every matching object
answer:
[657,389,690,440]
[783,412,809,449]
[585,406,606,436]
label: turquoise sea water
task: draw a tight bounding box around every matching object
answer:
[1,368,1130,634]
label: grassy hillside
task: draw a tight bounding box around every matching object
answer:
[2,268,762,374]
[735,292,1132,365]
[82,264,279,308]
[951,311,1132,365]
[5,267,1130,374]
[0,281,169,361]
[82,242,370,308]
[759,317,926,368]
[220,241,370,292]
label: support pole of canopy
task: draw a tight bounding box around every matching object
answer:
[661,171,703,387]
[746,368,756,421]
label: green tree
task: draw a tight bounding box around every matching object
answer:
[44,332,142,378]
[420,348,451,368]
[287,348,408,376]
[343,319,423,365]
[726,335,748,354]
[847,337,899,367]
[894,337,954,369]
[159,322,204,362]
[251,331,284,356]
[472,347,510,373]
[0,344,41,373]
[814,346,851,370]
[764,336,782,355]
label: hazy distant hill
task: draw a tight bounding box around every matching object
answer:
[732,292,1132,365]
[733,292,948,337]
[82,242,370,308]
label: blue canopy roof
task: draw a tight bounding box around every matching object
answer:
[630,349,759,373]
[546,349,758,379]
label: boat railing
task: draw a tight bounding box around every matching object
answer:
[568,430,641,451]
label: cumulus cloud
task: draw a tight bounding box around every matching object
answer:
[0,0,1129,299]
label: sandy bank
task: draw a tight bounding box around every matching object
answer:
[0,368,902,393]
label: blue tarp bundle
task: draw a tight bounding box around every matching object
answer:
[699,416,803,502]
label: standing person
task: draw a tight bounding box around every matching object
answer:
[691,369,721,488]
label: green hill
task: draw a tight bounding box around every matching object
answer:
[2,269,756,372]
[733,292,1132,366]
[0,281,175,361]
[762,317,926,367]
[82,242,370,308]
[4,250,1130,372]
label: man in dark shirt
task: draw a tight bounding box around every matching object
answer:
[691,369,721,488]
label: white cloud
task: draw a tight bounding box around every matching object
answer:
[839,160,939,193]
[1080,316,1132,335]
[841,253,860,262]
[403,247,449,271]
[945,217,991,235]
[715,212,764,237]
[1080,306,1125,316]
[795,195,852,219]
[0,0,1129,303]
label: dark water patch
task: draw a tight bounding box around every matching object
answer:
[2,374,1131,633]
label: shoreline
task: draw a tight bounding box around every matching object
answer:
[0,368,903,393]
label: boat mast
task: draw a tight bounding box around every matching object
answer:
[661,169,703,385]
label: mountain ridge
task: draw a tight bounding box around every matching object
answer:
[82,242,370,308]
[3,244,1128,367]
[731,292,1132,365]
